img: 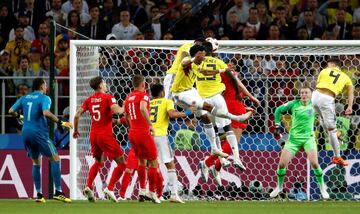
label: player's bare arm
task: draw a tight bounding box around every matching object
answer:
[140,100,154,134]
[168,106,195,119]
[345,85,354,115]
[73,107,86,138]
[235,75,260,106]
[111,104,124,115]
[43,109,73,129]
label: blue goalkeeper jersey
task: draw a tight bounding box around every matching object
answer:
[11,91,51,137]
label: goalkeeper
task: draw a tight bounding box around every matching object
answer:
[8,78,72,203]
[270,86,329,199]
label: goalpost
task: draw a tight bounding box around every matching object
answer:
[69,40,360,200]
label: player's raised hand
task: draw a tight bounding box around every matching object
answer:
[344,106,352,115]
[73,130,80,139]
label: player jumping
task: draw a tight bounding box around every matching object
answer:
[73,76,127,203]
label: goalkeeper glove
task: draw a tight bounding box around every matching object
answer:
[273,125,282,141]
[58,119,73,129]
[16,114,24,125]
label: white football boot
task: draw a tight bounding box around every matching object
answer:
[199,160,210,182]
[319,184,330,199]
[83,187,95,203]
[169,194,185,204]
[104,187,118,203]
[148,191,161,204]
[233,158,246,172]
[270,186,283,198]
[210,166,222,186]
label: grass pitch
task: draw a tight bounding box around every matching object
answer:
[0,200,359,214]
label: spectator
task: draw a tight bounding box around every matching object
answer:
[69,0,91,26]
[61,0,89,14]
[5,25,31,70]
[171,3,199,39]
[21,0,45,34]
[9,11,35,42]
[129,0,148,28]
[58,67,69,96]
[226,0,250,25]
[39,54,58,78]
[297,10,323,40]
[352,24,360,39]
[296,27,309,40]
[66,10,86,36]
[102,0,116,32]
[256,1,272,26]
[242,25,255,40]
[327,9,353,40]
[267,24,281,40]
[0,5,17,50]
[246,7,268,40]
[32,22,51,56]
[162,31,173,40]
[297,0,327,30]
[85,4,108,40]
[261,55,276,73]
[272,6,290,39]
[45,0,67,25]
[354,7,360,24]
[143,5,164,40]
[143,27,155,40]
[224,11,242,40]
[29,47,41,75]
[13,54,34,88]
[112,10,140,40]
[319,0,353,25]
[0,49,15,95]
[54,33,69,70]
[203,27,216,39]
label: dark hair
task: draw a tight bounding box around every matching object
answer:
[15,25,24,30]
[89,76,103,90]
[132,74,145,88]
[202,42,213,56]
[67,10,81,27]
[194,37,206,44]
[300,83,312,91]
[276,6,286,11]
[150,84,164,97]
[17,83,29,92]
[32,78,46,91]
[189,44,205,57]
[249,7,258,12]
[327,57,342,67]
[18,55,29,65]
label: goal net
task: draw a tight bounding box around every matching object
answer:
[69,40,360,201]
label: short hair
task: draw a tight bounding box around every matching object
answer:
[89,76,103,90]
[300,83,312,91]
[276,6,286,11]
[18,55,29,65]
[189,44,205,57]
[150,84,164,97]
[132,75,145,88]
[202,42,213,55]
[32,78,45,91]
[327,57,342,67]
[15,25,24,30]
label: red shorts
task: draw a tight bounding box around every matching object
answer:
[89,132,124,160]
[128,129,157,161]
[226,99,247,130]
[126,147,138,170]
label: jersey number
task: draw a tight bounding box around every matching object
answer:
[26,102,33,121]
[329,70,340,84]
[128,103,137,120]
[92,105,101,121]
[198,63,216,81]
[150,106,158,123]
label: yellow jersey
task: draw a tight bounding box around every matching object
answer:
[170,62,199,93]
[167,42,193,74]
[195,56,227,98]
[150,98,174,136]
[316,67,353,96]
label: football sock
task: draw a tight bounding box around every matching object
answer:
[215,159,222,171]
[108,163,126,191]
[277,167,286,189]
[204,123,218,151]
[138,165,146,189]
[205,155,217,167]
[313,167,324,186]
[226,131,240,160]
[50,161,62,192]
[148,167,158,193]
[156,171,163,197]
[87,161,102,189]
[328,129,341,157]
[120,171,132,198]
[32,165,41,193]
[168,169,179,196]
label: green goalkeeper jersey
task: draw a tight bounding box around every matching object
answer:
[274,99,316,139]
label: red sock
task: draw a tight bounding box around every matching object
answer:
[156,171,163,197]
[215,159,222,171]
[87,161,102,189]
[138,165,146,189]
[222,141,232,155]
[148,167,158,193]
[205,155,217,167]
[108,163,126,191]
[120,171,132,198]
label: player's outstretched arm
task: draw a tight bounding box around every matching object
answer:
[345,85,354,115]
[140,100,154,134]
[168,106,195,119]
[111,104,124,115]
[43,109,73,130]
[235,75,260,106]
[73,107,86,138]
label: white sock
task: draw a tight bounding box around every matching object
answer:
[211,107,250,122]
[168,169,178,196]
[226,131,240,160]
[204,123,218,150]
[328,130,341,157]
[215,136,222,151]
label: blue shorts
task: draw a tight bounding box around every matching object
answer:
[22,130,58,159]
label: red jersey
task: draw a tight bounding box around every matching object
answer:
[221,71,244,100]
[124,90,150,130]
[81,92,117,134]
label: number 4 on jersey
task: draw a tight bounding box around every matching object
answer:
[329,70,340,84]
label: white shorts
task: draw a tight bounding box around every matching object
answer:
[172,88,205,110]
[163,73,175,99]
[203,94,231,128]
[311,90,336,130]
[154,136,173,164]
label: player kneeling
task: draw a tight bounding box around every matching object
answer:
[270,86,329,199]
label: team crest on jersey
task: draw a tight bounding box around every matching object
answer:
[111,98,116,103]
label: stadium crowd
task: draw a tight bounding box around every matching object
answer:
[0,0,360,139]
